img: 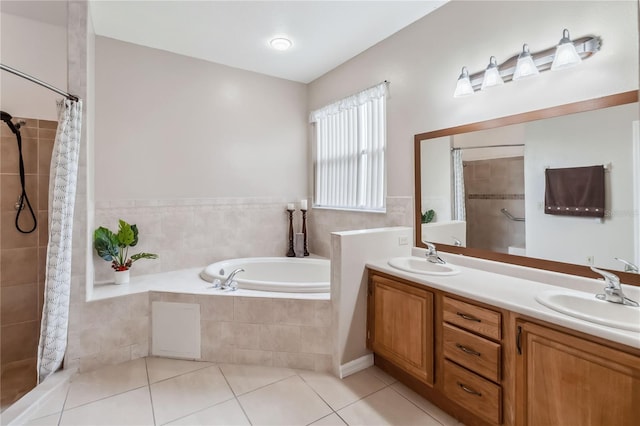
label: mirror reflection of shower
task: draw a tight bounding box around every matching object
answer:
[1,110,38,233]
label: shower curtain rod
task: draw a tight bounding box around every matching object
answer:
[1,63,79,102]
[452,143,525,151]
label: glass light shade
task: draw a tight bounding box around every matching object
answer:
[551,29,582,70]
[513,44,540,80]
[480,56,503,90]
[453,67,474,97]
[270,37,292,51]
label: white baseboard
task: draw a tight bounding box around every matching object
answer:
[339,353,374,378]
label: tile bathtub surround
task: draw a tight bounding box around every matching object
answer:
[152,292,334,372]
[21,357,463,426]
[93,197,305,282]
[0,118,57,408]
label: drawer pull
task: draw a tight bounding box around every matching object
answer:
[456,312,481,322]
[456,343,481,357]
[457,382,482,397]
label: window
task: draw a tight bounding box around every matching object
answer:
[309,82,387,212]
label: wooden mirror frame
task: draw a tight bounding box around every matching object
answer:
[414,90,640,286]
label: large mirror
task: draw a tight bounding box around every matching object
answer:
[414,91,640,285]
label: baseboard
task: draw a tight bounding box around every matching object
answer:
[339,353,374,378]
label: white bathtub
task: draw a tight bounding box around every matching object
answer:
[200,257,330,293]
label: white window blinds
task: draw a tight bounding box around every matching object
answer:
[309,81,387,212]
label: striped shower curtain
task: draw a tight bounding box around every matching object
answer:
[452,149,466,221]
[37,99,83,382]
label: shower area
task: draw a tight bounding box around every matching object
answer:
[0,113,57,407]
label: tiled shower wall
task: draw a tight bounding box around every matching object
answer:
[464,157,525,254]
[0,118,56,408]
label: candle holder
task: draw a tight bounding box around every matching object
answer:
[286,209,295,257]
[301,209,309,256]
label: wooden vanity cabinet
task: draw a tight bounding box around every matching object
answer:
[367,274,434,385]
[515,320,640,426]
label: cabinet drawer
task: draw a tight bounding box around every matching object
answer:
[443,323,501,382]
[443,360,502,425]
[443,297,501,340]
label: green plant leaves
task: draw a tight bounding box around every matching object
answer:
[422,209,435,224]
[93,227,119,261]
[117,219,135,247]
[131,252,158,261]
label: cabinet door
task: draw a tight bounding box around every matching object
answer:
[517,321,640,426]
[369,275,434,384]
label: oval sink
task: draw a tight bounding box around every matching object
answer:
[536,290,640,332]
[388,257,460,276]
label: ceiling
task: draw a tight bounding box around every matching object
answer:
[1,1,447,84]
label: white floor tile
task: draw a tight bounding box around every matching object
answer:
[337,387,442,426]
[219,363,295,396]
[238,375,332,426]
[309,412,348,426]
[366,366,397,385]
[391,382,461,426]
[146,357,214,384]
[25,382,70,421]
[150,366,234,425]
[59,387,154,426]
[65,358,148,409]
[23,413,61,426]
[166,399,250,426]
[299,368,387,410]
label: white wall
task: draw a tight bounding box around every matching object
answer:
[0,12,67,120]
[94,37,308,201]
[525,103,638,270]
[308,0,638,198]
[420,136,452,221]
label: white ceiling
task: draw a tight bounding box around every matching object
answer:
[88,0,447,83]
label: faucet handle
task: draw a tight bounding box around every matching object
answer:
[614,257,639,273]
[590,266,620,288]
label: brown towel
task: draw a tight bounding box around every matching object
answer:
[544,165,605,218]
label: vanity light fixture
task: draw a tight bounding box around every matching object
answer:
[480,56,504,90]
[513,44,540,80]
[269,37,292,51]
[550,29,582,70]
[453,67,474,97]
[454,28,601,97]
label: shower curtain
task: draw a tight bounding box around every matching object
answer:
[452,149,466,221]
[37,99,83,382]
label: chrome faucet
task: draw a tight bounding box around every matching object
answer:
[424,241,446,264]
[591,266,639,307]
[614,257,639,273]
[210,268,244,291]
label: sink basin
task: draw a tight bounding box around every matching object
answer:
[387,257,460,276]
[536,290,640,332]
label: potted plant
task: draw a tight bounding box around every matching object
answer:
[93,219,158,284]
[421,209,436,224]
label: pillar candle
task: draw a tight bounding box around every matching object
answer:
[300,199,308,210]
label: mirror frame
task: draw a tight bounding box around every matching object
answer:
[414,90,640,286]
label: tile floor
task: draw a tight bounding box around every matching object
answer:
[18,357,464,426]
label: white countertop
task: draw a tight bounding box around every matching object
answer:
[366,251,640,350]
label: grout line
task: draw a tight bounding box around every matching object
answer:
[54,383,71,426]
[144,359,216,385]
[387,384,445,426]
[144,358,158,426]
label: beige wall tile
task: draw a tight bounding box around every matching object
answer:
[234,297,274,323]
[233,349,273,366]
[200,295,234,321]
[314,301,332,327]
[1,321,39,364]
[229,323,261,350]
[272,299,316,326]
[272,352,316,370]
[300,326,333,355]
[259,324,300,352]
[201,344,234,363]
[201,320,234,348]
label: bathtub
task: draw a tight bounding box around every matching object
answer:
[200,257,330,293]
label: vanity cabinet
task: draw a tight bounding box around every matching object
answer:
[516,320,640,426]
[367,274,434,385]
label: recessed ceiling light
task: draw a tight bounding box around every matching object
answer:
[270,37,292,51]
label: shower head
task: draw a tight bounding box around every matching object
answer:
[0,110,20,134]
